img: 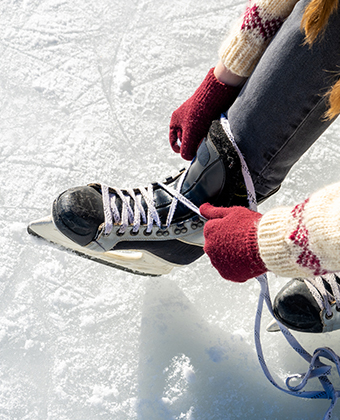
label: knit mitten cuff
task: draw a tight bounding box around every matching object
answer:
[257,207,298,277]
[196,68,242,117]
[219,32,268,78]
[258,183,340,278]
[218,0,297,77]
[245,214,268,279]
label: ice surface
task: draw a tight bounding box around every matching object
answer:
[1,0,340,419]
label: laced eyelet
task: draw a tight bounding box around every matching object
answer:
[336,306,340,313]
[116,229,125,236]
[130,229,139,236]
[143,229,152,236]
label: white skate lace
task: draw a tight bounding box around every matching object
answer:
[221,115,340,420]
[304,274,340,317]
[100,167,203,236]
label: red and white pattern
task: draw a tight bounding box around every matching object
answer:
[289,199,327,276]
[241,4,283,41]
[258,182,340,279]
[219,0,299,77]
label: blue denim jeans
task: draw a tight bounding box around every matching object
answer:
[227,0,340,198]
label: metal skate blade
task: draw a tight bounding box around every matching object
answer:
[266,318,281,332]
[28,215,175,276]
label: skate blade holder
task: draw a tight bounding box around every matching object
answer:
[28,215,175,276]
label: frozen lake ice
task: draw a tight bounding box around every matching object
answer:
[1,0,340,418]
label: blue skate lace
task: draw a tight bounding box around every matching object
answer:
[221,115,340,420]
[100,167,203,236]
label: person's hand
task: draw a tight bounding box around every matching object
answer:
[200,203,267,282]
[169,67,241,161]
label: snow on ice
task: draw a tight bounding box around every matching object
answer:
[1,0,340,419]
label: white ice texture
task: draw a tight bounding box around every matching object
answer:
[1,0,340,419]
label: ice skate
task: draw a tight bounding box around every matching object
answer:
[267,273,340,333]
[28,121,247,276]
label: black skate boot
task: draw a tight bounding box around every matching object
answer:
[268,274,340,333]
[28,120,249,276]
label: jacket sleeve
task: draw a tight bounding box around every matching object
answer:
[257,182,340,278]
[219,0,299,77]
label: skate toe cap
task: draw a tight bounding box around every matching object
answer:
[53,186,104,246]
[273,278,323,333]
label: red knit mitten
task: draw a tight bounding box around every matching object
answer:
[200,203,267,282]
[169,68,241,161]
